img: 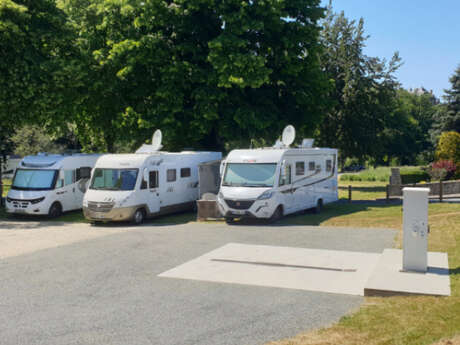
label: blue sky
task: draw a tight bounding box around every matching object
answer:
[320,0,460,99]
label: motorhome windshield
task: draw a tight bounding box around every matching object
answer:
[90,168,138,191]
[223,163,277,187]
[12,169,58,190]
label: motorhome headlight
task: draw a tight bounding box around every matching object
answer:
[257,190,273,200]
[30,197,45,204]
[6,197,12,203]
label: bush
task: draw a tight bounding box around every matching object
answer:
[429,160,457,181]
[436,131,460,163]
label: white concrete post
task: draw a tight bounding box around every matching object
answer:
[402,187,429,272]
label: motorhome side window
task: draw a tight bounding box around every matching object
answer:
[167,169,176,182]
[149,171,158,188]
[279,164,292,186]
[326,159,332,172]
[309,161,315,171]
[295,162,305,176]
[180,168,191,178]
[76,167,92,181]
[64,170,75,185]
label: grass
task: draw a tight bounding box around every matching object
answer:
[270,201,460,345]
[340,166,428,183]
[1,179,11,197]
[338,180,387,201]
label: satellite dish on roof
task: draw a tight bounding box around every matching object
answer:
[282,125,295,147]
[151,129,163,151]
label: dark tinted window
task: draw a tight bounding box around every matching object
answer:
[149,171,159,188]
[167,169,176,182]
[295,162,305,176]
[180,168,191,178]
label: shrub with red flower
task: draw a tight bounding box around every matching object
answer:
[429,160,457,181]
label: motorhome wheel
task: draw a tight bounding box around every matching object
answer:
[48,202,62,218]
[133,209,145,225]
[314,199,323,214]
[225,217,235,224]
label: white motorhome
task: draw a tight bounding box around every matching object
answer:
[217,126,338,222]
[5,153,101,217]
[83,130,221,224]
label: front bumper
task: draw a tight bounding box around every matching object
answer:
[83,205,137,222]
[5,200,48,215]
[218,198,274,219]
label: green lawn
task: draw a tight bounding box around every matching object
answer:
[270,201,460,345]
[338,180,387,201]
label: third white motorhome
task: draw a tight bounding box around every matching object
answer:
[6,153,101,217]
[217,126,338,222]
[83,130,221,224]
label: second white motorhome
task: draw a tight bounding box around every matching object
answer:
[83,130,221,224]
[217,126,338,222]
[5,153,101,217]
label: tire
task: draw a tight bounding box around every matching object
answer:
[132,208,145,225]
[48,202,62,218]
[225,217,235,225]
[314,199,323,214]
[270,206,283,223]
[91,221,102,226]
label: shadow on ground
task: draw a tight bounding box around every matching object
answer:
[0,207,196,229]
[227,202,401,227]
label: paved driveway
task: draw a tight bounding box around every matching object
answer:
[0,220,396,345]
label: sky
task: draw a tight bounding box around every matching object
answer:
[321,0,460,99]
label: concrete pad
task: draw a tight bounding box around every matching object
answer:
[364,249,451,296]
[159,243,381,296]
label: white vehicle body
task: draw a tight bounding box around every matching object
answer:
[83,151,221,222]
[218,146,338,220]
[5,154,101,216]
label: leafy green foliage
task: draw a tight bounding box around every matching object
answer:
[316,8,402,165]
[431,65,460,140]
[10,125,65,156]
[436,131,460,163]
[59,0,329,152]
[384,89,437,165]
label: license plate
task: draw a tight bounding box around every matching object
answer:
[232,210,245,215]
[14,209,26,214]
[94,213,105,219]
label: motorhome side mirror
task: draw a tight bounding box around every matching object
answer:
[80,167,92,179]
[280,160,286,178]
[219,161,226,177]
[56,179,64,189]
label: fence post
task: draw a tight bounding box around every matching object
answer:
[439,180,443,202]
[386,184,389,204]
[348,185,352,203]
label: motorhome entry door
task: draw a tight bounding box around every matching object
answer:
[147,170,160,214]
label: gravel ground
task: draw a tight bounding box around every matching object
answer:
[0,221,396,345]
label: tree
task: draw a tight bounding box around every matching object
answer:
[431,65,460,142]
[0,0,72,196]
[10,125,65,157]
[436,131,460,163]
[316,8,401,166]
[384,89,437,165]
[60,0,329,152]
